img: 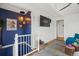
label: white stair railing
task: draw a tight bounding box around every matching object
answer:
[37,36,40,52]
[25,35,40,56]
[1,34,40,56]
[13,34,32,56]
[13,34,18,56]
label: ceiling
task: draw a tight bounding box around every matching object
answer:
[9,3,63,18]
[50,3,69,11]
[50,3,79,16]
[27,3,79,16]
[1,3,79,19]
[10,3,79,15]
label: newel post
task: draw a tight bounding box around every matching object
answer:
[37,35,40,52]
[13,34,18,56]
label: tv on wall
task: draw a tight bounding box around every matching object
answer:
[40,15,51,27]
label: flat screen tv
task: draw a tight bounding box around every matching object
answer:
[40,15,51,27]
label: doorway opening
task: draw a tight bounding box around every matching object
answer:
[56,20,64,41]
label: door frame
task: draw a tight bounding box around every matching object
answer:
[56,20,64,41]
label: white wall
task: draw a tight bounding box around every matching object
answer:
[31,11,56,48]
[0,3,57,48]
[64,13,79,40]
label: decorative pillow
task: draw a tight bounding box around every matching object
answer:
[75,33,79,39]
[76,39,79,44]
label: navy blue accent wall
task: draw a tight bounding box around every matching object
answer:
[0,8,31,56]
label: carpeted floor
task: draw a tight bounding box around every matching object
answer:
[32,39,68,56]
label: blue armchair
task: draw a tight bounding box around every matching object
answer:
[66,37,76,45]
[65,33,79,45]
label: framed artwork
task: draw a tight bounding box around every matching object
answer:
[7,18,17,30]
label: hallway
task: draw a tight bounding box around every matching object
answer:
[32,40,68,56]
[0,3,79,56]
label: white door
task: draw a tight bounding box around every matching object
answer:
[56,20,64,39]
